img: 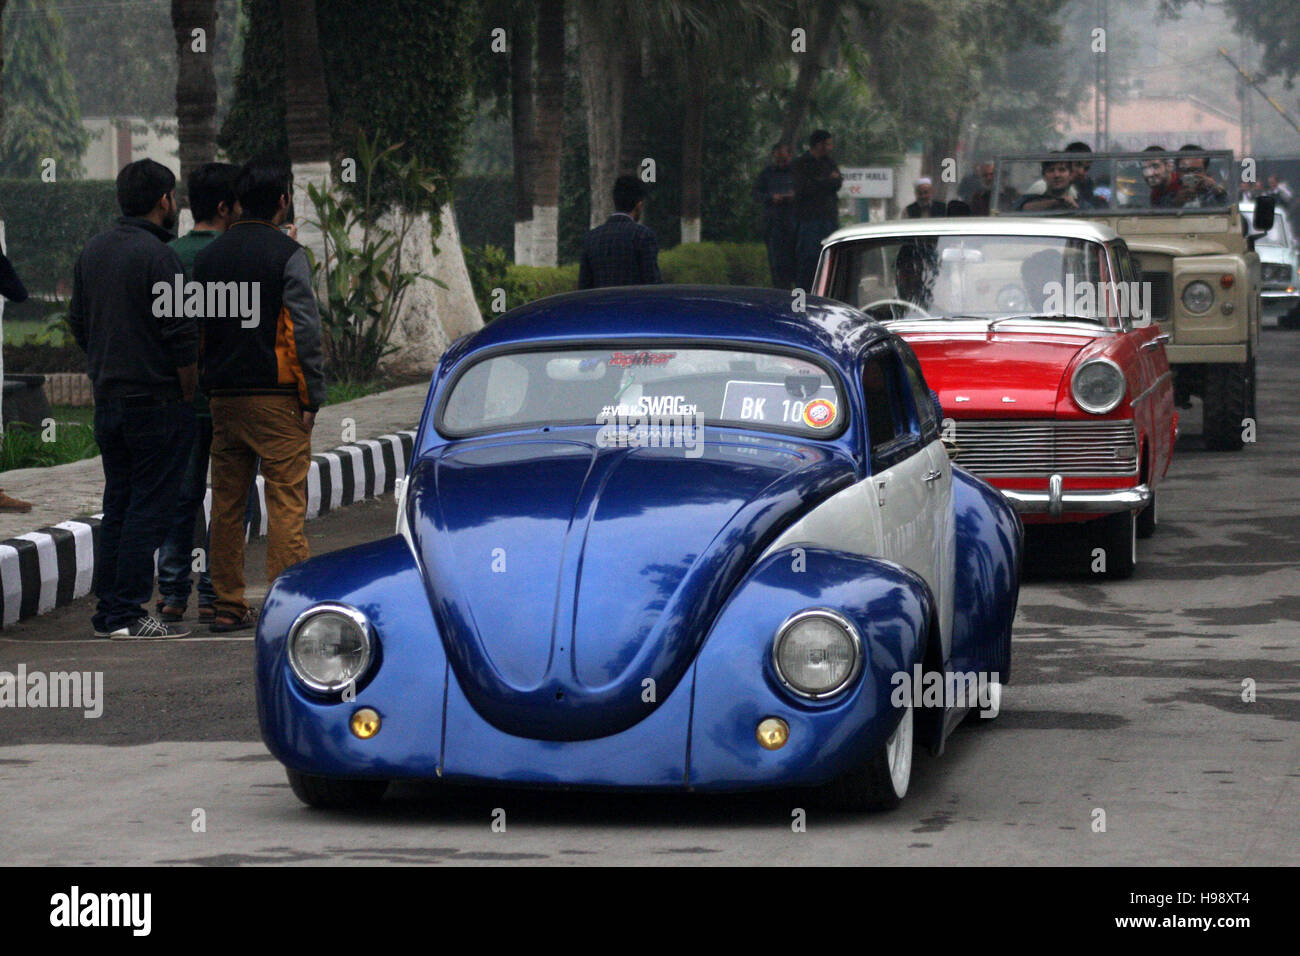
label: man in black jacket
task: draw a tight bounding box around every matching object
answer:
[792,129,842,291]
[68,159,198,640]
[752,142,797,289]
[0,226,34,513]
[578,176,661,289]
[195,159,326,633]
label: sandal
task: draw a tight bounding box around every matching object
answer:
[197,605,216,623]
[209,608,257,634]
[155,600,186,623]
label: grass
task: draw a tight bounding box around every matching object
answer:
[0,408,98,472]
[326,378,391,405]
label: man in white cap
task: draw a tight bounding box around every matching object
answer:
[905,177,946,218]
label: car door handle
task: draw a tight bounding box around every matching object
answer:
[1142,334,1171,350]
[922,469,942,482]
[875,478,888,506]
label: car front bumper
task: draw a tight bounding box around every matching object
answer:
[999,475,1150,517]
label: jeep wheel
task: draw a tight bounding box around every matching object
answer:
[286,768,389,809]
[1202,361,1251,452]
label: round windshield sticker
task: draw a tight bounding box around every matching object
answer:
[803,399,836,429]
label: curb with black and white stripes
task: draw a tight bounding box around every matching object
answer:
[0,430,415,628]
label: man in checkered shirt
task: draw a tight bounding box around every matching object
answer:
[579,176,662,289]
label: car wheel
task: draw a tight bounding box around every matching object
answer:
[1202,361,1251,451]
[286,768,389,809]
[1095,510,1137,580]
[820,703,913,811]
[1136,488,1157,539]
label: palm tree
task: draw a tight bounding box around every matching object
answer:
[532,0,565,266]
[279,0,331,164]
[575,0,625,227]
[510,2,537,265]
[171,0,219,187]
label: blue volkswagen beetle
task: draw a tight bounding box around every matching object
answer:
[257,286,1021,811]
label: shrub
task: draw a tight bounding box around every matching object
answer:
[464,244,528,321]
[500,241,770,307]
[0,420,98,472]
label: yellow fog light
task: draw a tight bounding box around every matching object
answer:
[756,717,789,750]
[350,707,381,739]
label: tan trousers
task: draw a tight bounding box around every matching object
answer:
[209,394,311,617]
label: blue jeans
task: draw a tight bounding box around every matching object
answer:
[795,218,837,293]
[156,415,259,608]
[92,396,195,631]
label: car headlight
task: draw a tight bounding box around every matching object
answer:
[1262,263,1292,284]
[772,609,862,699]
[287,604,373,693]
[1071,358,1126,415]
[1181,280,1214,314]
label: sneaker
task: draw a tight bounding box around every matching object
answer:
[0,489,33,513]
[108,615,190,640]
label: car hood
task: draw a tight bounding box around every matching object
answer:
[898,326,1099,416]
[407,434,856,740]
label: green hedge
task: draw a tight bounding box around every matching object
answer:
[498,241,770,310]
[0,180,119,295]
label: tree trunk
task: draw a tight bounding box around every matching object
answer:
[0,0,8,141]
[619,37,644,177]
[511,7,536,265]
[781,0,839,146]
[680,41,704,243]
[280,0,332,258]
[532,0,565,267]
[577,0,623,227]
[280,0,332,163]
[171,0,219,190]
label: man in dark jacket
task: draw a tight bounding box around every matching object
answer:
[0,225,34,513]
[194,159,326,633]
[905,177,947,218]
[579,175,661,288]
[792,129,842,291]
[68,158,198,640]
[752,142,797,289]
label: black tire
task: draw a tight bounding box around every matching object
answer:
[286,768,389,809]
[1137,488,1157,539]
[820,704,913,811]
[1202,361,1251,452]
[1094,510,1137,580]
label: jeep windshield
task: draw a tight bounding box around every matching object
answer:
[994,150,1237,216]
[438,346,846,438]
[825,233,1113,324]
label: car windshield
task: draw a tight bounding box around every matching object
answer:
[439,346,846,438]
[827,233,1113,323]
[994,150,1236,215]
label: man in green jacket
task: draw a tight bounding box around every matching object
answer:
[155,162,240,624]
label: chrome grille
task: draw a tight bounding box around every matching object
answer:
[953,419,1139,477]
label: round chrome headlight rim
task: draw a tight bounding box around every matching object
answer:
[286,603,373,694]
[1180,279,1214,314]
[771,607,864,701]
[1071,357,1127,415]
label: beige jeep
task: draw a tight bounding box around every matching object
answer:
[991,150,1274,450]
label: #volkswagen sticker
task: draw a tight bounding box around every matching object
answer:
[802,399,836,429]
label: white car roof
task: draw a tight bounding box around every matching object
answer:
[823,216,1121,247]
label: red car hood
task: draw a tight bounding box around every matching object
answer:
[899,329,1100,416]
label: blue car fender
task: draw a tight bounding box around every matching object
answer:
[688,546,934,789]
[256,535,448,779]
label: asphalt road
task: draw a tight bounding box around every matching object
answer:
[2,328,1298,866]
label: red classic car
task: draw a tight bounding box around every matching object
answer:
[814,217,1177,578]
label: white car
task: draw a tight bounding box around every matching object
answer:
[1241,199,1300,327]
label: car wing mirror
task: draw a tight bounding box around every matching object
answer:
[942,437,961,462]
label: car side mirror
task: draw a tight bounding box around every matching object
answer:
[942,438,961,462]
[1253,195,1276,232]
